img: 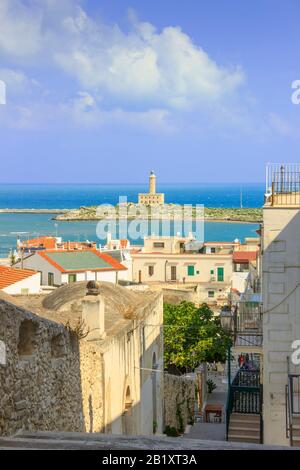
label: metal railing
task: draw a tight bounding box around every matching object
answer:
[226,368,263,442]
[266,163,300,206]
[286,374,300,446]
[234,302,263,336]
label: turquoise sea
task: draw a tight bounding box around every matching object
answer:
[0,184,263,257]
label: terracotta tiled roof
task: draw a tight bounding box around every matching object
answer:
[233,251,258,263]
[0,266,38,289]
[22,236,57,249]
[38,250,127,273]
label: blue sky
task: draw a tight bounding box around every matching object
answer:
[0,0,300,183]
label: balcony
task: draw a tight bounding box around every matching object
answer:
[265,163,300,206]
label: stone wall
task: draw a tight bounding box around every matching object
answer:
[164,374,196,433]
[0,299,103,436]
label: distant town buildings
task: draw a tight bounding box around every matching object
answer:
[138,171,165,205]
[15,250,127,286]
[131,234,260,305]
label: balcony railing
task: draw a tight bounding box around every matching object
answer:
[234,301,263,336]
[265,163,300,206]
[285,374,300,446]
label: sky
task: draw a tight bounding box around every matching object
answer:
[0,0,300,184]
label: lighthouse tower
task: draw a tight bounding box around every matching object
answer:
[149,170,156,194]
[138,171,165,205]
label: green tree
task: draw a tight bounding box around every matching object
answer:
[164,301,231,372]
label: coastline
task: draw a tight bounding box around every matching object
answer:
[0,207,262,224]
[0,209,68,214]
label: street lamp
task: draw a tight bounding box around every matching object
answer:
[219,306,234,334]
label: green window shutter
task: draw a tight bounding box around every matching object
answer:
[210,269,214,275]
[217,267,224,282]
[187,265,195,276]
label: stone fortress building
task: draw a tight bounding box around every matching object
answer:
[0,282,164,437]
[138,171,165,205]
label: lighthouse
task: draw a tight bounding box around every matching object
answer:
[138,171,165,205]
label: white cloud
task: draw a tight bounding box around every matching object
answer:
[55,12,244,110]
[0,1,244,113]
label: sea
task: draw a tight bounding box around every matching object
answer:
[0,183,264,257]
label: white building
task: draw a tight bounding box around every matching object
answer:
[15,250,127,287]
[131,235,259,304]
[262,163,300,446]
[0,266,40,294]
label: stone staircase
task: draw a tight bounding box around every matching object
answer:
[228,413,261,444]
[290,415,300,447]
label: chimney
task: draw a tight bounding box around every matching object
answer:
[82,281,106,341]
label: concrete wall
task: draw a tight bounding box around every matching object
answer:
[164,374,196,432]
[262,206,300,445]
[61,270,117,284]
[3,272,41,295]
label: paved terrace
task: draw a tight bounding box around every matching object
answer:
[0,431,296,450]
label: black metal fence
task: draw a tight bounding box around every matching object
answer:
[226,368,263,441]
[266,163,300,206]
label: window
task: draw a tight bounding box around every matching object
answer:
[210,269,214,275]
[153,242,164,248]
[68,273,77,283]
[48,272,54,286]
[18,320,37,358]
[148,265,154,277]
[211,247,216,253]
[187,265,195,276]
[217,267,224,282]
[208,291,215,298]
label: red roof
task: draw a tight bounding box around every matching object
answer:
[22,236,57,249]
[233,251,258,263]
[0,266,38,289]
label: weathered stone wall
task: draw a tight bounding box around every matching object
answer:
[164,374,196,432]
[0,299,103,436]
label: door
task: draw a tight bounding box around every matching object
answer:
[48,272,54,286]
[68,273,77,283]
[171,266,177,281]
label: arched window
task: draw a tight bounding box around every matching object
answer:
[122,385,133,435]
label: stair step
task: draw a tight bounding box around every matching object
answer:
[228,435,260,444]
[292,415,300,425]
[291,427,300,437]
[229,429,260,438]
[229,419,260,429]
[230,413,260,422]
